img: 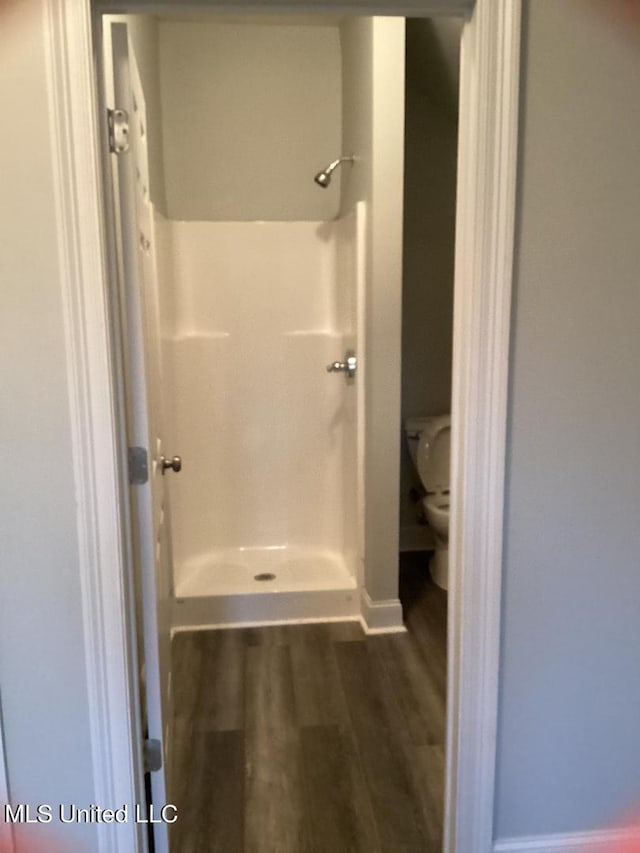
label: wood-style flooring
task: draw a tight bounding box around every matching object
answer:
[170,552,446,853]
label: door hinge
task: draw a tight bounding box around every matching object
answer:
[143,738,162,773]
[107,107,130,154]
[128,446,149,485]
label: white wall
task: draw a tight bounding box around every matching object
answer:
[0,2,98,848]
[496,0,640,840]
[341,18,406,601]
[158,20,342,221]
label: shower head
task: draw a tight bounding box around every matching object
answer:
[314,170,332,188]
[313,155,355,188]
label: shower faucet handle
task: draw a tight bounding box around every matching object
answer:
[160,455,182,475]
[326,350,357,380]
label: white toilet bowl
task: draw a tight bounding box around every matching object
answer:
[404,415,451,590]
[423,493,449,589]
[424,494,449,537]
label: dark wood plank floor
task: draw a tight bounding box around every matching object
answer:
[170,552,446,853]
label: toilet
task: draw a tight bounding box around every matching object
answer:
[404,415,451,590]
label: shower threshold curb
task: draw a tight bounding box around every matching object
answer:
[172,586,360,631]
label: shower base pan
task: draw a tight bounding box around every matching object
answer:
[173,547,359,630]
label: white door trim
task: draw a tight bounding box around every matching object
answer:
[44,3,144,852]
[446,1,522,851]
[0,692,14,852]
[43,1,521,851]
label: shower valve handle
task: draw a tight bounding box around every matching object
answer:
[160,455,182,475]
[326,351,357,380]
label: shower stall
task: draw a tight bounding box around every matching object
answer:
[144,17,369,627]
[163,209,365,626]
[108,11,406,631]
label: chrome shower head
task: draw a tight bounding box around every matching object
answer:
[313,155,354,188]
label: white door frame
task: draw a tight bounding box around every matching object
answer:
[0,694,14,853]
[445,2,521,850]
[43,1,521,851]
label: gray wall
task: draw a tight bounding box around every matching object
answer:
[157,19,342,222]
[402,19,458,422]
[0,1,98,848]
[496,0,640,839]
[341,17,406,601]
[4,0,640,846]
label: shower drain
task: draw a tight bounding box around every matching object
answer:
[254,572,276,582]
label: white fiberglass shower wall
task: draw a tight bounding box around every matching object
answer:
[153,18,365,625]
[169,215,363,604]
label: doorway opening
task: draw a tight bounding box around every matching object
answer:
[99,10,460,851]
[49,0,522,845]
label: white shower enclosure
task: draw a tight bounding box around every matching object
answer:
[165,209,366,626]
[109,14,407,631]
[140,17,371,627]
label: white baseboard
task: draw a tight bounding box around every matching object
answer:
[494,827,640,852]
[359,589,406,634]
